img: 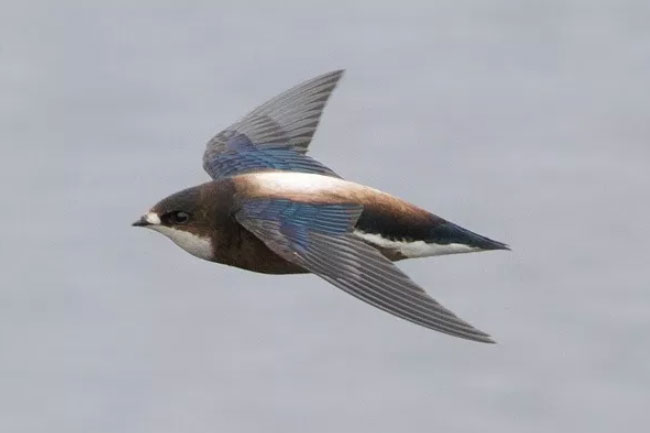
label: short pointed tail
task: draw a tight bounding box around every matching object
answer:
[429,221,510,251]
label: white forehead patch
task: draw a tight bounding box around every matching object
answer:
[149,225,213,261]
[145,212,161,225]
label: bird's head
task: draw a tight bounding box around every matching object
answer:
[132,185,216,261]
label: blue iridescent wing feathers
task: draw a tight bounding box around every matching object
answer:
[205,134,339,179]
[237,199,361,252]
[236,198,494,343]
[203,70,344,180]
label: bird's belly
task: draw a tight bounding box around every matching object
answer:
[218,222,413,274]
[222,236,410,273]
[231,251,309,275]
[214,222,308,275]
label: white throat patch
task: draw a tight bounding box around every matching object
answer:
[148,224,213,261]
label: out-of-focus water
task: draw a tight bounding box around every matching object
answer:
[1,2,649,432]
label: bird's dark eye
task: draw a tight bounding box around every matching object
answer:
[164,211,190,225]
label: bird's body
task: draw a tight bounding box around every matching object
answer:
[149,172,505,273]
[134,70,509,343]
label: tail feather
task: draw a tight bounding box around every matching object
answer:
[430,221,509,251]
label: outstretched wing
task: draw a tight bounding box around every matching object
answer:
[235,198,494,343]
[203,70,344,180]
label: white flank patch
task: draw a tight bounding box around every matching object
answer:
[353,230,479,258]
[149,225,213,260]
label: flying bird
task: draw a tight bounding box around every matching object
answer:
[133,70,508,343]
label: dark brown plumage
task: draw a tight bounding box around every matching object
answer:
[134,70,509,343]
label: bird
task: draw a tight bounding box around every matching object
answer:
[133,70,509,343]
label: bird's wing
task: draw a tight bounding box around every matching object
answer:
[235,198,494,343]
[203,70,344,180]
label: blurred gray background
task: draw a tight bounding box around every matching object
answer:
[1,1,649,432]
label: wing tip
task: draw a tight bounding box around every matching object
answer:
[322,68,345,77]
[437,324,496,344]
[471,333,497,344]
[314,69,345,86]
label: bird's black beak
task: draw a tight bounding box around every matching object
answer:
[132,216,151,227]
